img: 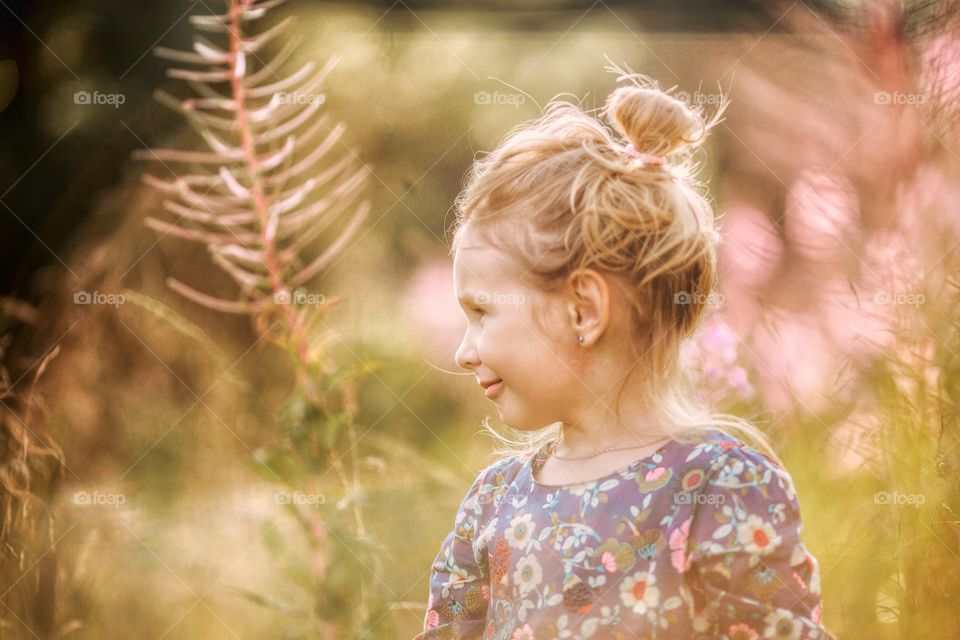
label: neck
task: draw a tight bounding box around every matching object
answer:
[557,399,671,457]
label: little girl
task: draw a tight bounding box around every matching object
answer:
[415,70,836,640]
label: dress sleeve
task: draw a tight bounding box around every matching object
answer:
[413,458,512,640]
[683,444,838,640]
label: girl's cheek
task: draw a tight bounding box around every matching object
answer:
[480,322,511,363]
[559,333,594,378]
[476,325,493,356]
[478,327,498,356]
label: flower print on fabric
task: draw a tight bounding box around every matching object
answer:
[414,428,837,640]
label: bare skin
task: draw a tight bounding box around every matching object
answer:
[452,226,674,485]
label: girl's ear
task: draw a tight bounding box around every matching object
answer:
[565,268,610,346]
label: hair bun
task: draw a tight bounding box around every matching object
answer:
[605,84,708,158]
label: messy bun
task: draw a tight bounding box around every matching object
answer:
[451,66,777,467]
[605,84,707,158]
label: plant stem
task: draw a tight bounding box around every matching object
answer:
[228,0,310,375]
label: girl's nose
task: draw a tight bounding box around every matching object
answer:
[454,334,479,371]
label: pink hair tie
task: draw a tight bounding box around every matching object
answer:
[624,143,665,166]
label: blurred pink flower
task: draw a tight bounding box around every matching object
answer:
[862,232,923,291]
[859,231,926,342]
[819,219,929,365]
[749,310,839,414]
[920,34,960,131]
[819,276,896,360]
[700,320,739,376]
[683,312,756,405]
[895,165,960,240]
[726,366,754,400]
[785,171,859,263]
[719,203,784,289]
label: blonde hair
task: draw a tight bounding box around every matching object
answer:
[450,66,782,467]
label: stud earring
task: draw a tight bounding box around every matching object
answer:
[578,335,584,344]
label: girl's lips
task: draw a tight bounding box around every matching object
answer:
[484,380,504,399]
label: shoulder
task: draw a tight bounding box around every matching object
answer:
[481,451,529,486]
[677,429,809,558]
[451,453,527,548]
[470,451,527,491]
[677,427,800,508]
[458,453,528,515]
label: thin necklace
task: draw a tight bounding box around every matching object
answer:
[548,432,673,461]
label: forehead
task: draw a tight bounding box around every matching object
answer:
[452,244,519,293]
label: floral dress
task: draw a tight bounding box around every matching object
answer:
[414,427,836,640]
